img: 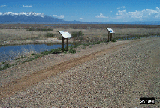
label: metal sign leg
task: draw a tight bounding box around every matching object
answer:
[62,37,64,52]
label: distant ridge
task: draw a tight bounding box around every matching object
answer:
[0,12,65,24]
[0,12,160,25]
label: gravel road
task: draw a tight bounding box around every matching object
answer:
[0,37,160,107]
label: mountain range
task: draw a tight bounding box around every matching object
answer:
[0,12,67,24]
[0,12,160,25]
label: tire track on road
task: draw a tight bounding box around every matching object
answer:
[0,40,140,99]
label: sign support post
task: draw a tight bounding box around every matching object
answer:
[108,31,110,41]
[66,38,68,51]
[62,37,64,52]
[110,33,112,41]
[59,31,71,52]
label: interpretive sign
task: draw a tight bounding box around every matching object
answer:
[107,28,115,41]
[59,31,71,52]
[59,31,71,38]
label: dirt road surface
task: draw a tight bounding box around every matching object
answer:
[0,37,160,107]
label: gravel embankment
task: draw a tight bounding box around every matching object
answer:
[0,40,130,87]
[0,37,160,107]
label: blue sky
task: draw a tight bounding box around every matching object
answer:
[0,0,160,22]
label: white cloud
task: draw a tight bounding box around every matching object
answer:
[23,5,32,7]
[117,6,125,9]
[80,18,83,19]
[115,7,160,21]
[116,9,126,16]
[110,11,112,13]
[53,15,64,19]
[0,5,6,7]
[95,13,108,18]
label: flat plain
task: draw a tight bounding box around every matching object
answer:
[0,24,160,45]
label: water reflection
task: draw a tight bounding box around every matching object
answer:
[0,43,71,62]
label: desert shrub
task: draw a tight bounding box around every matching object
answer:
[40,48,62,55]
[34,54,43,59]
[31,53,36,55]
[83,43,90,46]
[71,31,84,40]
[72,42,81,48]
[69,48,76,54]
[68,45,74,49]
[0,63,11,71]
[45,33,55,37]
[111,39,117,42]
[102,40,108,43]
[50,48,61,54]
[2,61,5,64]
[22,57,35,63]
[41,50,50,55]
[27,58,35,62]
[64,51,67,54]
[77,31,83,37]
[20,55,26,58]
[95,41,101,44]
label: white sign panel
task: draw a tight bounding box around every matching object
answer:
[59,31,71,38]
[107,28,115,33]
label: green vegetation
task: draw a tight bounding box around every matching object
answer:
[0,36,117,71]
[83,43,90,46]
[31,53,36,55]
[45,33,56,38]
[111,39,117,42]
[34,54,43,59]
[71,31,83,38]
[71,31,84,41]
[68,48,76,54]
[64,51,67,54]
[26,28,53,31]
[2,61,5,64]
[72,42,81,48]
[0,63,11,71]
[41,48,62,55]
[95,41,101,44]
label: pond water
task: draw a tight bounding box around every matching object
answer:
[0,43,71,62]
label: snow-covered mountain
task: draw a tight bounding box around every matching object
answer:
[0,12,159,24]
[0,12,66,24]
[0,12,45,17]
